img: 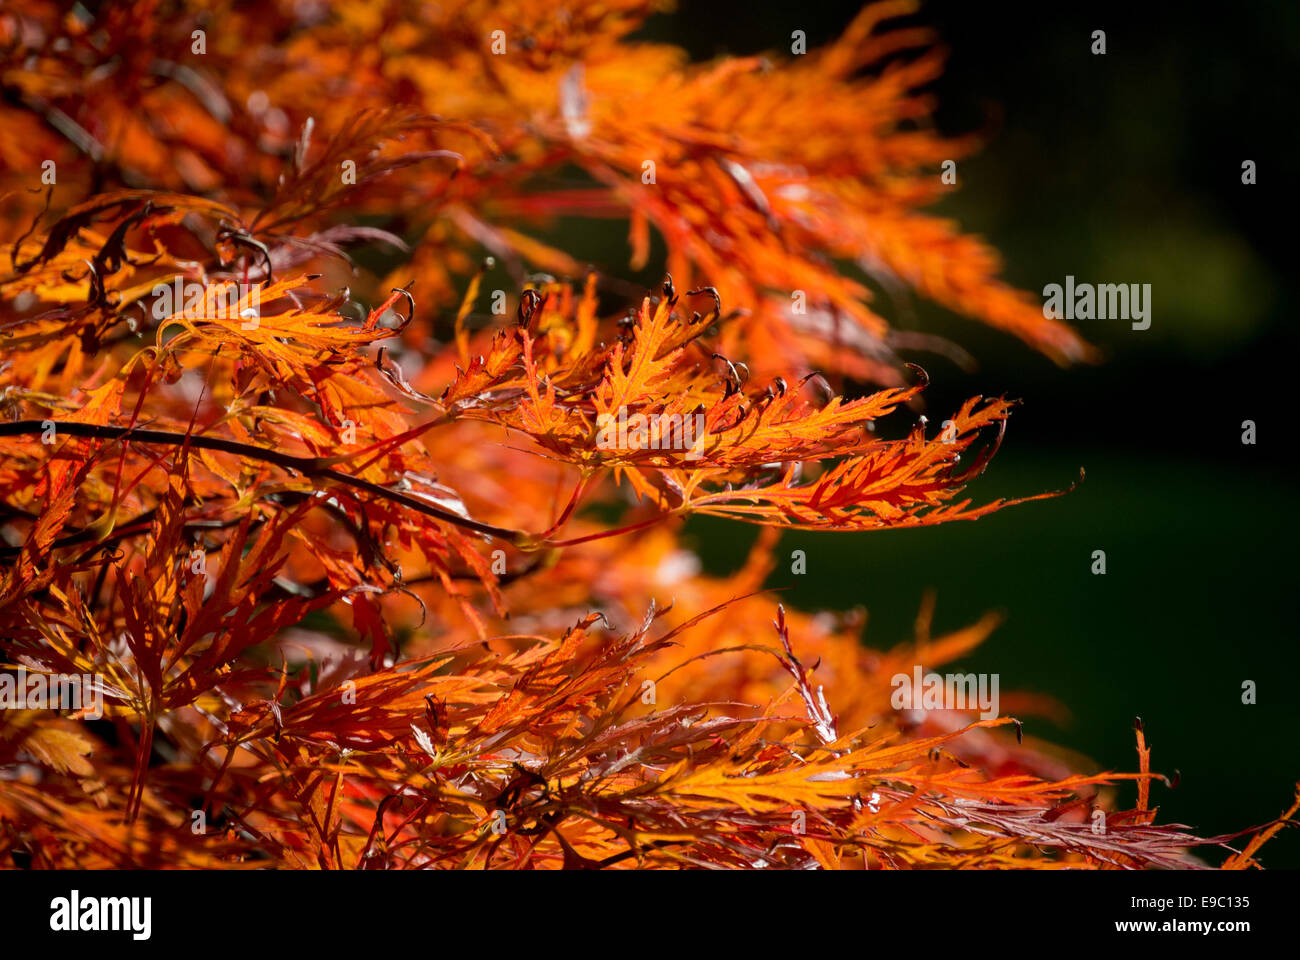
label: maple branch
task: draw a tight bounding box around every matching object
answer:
[0,420,528,544]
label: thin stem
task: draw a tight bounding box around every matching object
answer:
[0,420,526,544]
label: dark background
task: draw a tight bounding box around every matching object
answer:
[628,1,1299,866]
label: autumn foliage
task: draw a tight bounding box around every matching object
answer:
[0,0,1292,869]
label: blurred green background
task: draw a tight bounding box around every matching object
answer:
[626,0,1299,866]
